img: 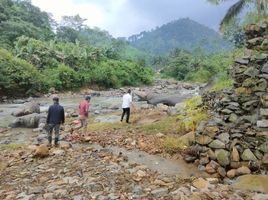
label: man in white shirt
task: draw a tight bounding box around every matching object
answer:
[121,89,132,123]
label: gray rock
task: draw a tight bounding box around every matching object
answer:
[257,120,268,128]
[9,113,46,128]
[254,79,267,92]
[261,63,268,74]
[221,109,233,114]
[260,108,268,116]
[217,133,230,144]
[132,186,143,195]
[215,149,230,167]
[235,58,249,65]
[151,188,168,198]
[252,194,268,200]
[241,149,258,161]
[209,140,226,149]
[73,195,84,200]
[259,142,268,153]
[229,113,238,123]
[28,186,44,194]
[244,67,259,77]
[12,102,40,117]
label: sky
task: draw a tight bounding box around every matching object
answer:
[31,0,237,38]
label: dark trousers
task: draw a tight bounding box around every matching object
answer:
[47,123,60,144]
[121,108,130,123]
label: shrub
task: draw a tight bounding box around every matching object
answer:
[0,48,41,96]
[42,64,81,91]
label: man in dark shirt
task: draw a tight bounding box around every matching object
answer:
[46,96,65,147]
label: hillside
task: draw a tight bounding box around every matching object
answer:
[128,18,232,55]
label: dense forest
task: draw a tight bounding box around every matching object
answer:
[128,18,232,55]
[0,0,153,97]
[1,0,267,97]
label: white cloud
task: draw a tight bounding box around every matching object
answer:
[31,0,235,37]
[32,0,106,29]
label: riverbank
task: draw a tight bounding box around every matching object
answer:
[0,80,267,199]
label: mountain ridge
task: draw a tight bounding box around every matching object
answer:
[127,18,232,55]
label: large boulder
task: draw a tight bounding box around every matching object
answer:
[12,102,40,117]
[9,113,46,128]
[134,91,192,106]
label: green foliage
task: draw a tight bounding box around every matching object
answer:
[41,64,81,91]
[210,74,233,91]
[128,18,232,55]
[176,96,208,133]
[0,0,54,49]
[208,0,268,31]
[0,0,153,97]
[88,60,153,88]
[161,47,241,84]
[0,48,41,96]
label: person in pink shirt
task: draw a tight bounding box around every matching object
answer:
[77,95,91,135]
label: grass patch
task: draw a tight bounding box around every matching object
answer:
[162,137,189,153]
[211,78,232,91]
[176,96,208,133]
[0,143,24,150]
[136,116,182,134]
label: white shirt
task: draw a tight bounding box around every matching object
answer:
[122,93,132,108]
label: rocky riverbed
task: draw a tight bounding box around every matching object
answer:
[0,79,268,199]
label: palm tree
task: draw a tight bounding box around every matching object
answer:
[208,0,268,31]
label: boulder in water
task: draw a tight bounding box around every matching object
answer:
[12,102,40,117]
[9,113,46,128]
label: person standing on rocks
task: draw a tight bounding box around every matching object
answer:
[121,89,132,123]
[46,96,65,147]
[77,95,91,136]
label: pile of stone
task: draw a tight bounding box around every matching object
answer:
[187,21,268,178]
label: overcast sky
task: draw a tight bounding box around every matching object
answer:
[31,0,237,37]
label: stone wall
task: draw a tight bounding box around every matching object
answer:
[187,21,268,179]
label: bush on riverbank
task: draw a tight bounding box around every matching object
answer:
[0,48,41,96]
[1,44,153,97]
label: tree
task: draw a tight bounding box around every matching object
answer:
[208,0,268,31]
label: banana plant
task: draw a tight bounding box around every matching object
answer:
[208,0,268,31]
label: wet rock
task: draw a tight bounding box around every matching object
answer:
[12,102,40,117]
[9,113,46,128]
[241,149,258,161]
